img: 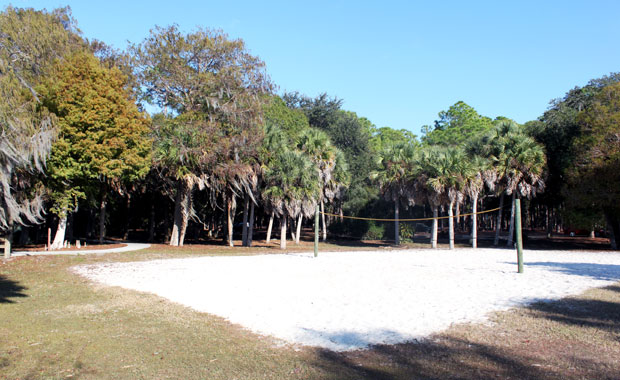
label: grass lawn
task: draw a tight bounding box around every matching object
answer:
[1,241,619,379]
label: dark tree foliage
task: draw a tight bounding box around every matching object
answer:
[527,73,620,229]
[565,82,620,247]
[282,92,342,130]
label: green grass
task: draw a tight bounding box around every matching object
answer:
[1,243,619,379]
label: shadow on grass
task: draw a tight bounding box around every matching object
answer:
[606,285,620,293]
[317,239,397,249]
[309,284,620,379]
[313,336,564,380]
[527,286,620,330]
[0,274,27,303]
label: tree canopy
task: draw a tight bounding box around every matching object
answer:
[422,101,494,146]
[0,6,84,232]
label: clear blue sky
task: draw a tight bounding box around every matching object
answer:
[5,0,620,136]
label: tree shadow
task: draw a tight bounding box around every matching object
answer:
[311,335,569,380]
[318,239,397,249]
[525,261,620,281]
[0,275,27,303]
[606,285,620,293]
[303,324,568,379]
[527,285,620,330]
[307,283,620,379]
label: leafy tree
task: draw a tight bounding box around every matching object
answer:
[567,82,620,248]
[264,96,309,139]
[527,73,620,233]
[284,92,377,216]
[90,39,141,100]
[422,101,494,146]
[0,6,83,234]
[282,92,342,130]
[259,97,311,244]
[133,25,271,246]
[41,52,151,248]
[324,110,376,214]
[369,127,419,153]
[260,97,312,244]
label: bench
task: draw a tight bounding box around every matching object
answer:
[1,237,10,258]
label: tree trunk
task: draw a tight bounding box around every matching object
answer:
[266,212,274,243]
[440,206,445,230]
[227,198,234,247]
[169,181,183,246]
[169,180,191,246]
[507,192,517,247]
[394,200,400,245]
[148,196,155,243]
[123,194,131,240]
[494,193,504,246]
[248,201,255,247]
[66,212,74,243]
[455,202,461,232]
[290,216,296,241]
[605,211,619,250]
[471,194,478,249]
[98,189,107,243]
[295,214,303,244]
[51,212,68,250]
[448,200,455,250]
[85,209,94,239]
[280,216,287,250]
[18,226,29,245]
[178,188,191,246]
[546,206,552,236]
[242,193,249,247]
[431,205,438,248]
[320,200,327,241]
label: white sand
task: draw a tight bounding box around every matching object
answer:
[72,248,620,351]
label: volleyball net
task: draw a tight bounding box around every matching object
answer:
[315,206,504,246]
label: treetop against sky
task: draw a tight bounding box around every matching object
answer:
[3,0,620,135]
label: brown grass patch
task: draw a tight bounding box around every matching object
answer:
[1,244,619,379]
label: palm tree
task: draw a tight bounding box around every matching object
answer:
[415,148,442,248]
[482,121,546,246]
[213,162,258,248]
[433,148,466,250]
[462,155,494,248]
[327,149,351,221]
[259,124,287,243]
[263,150,320,250]
[371,143,416,245]
[296,128,340,241]
[416,147,465,249]
[152,114,216,247]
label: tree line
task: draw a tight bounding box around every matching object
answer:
[1,6,619,250]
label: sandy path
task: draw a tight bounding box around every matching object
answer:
[73,248,620,351]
